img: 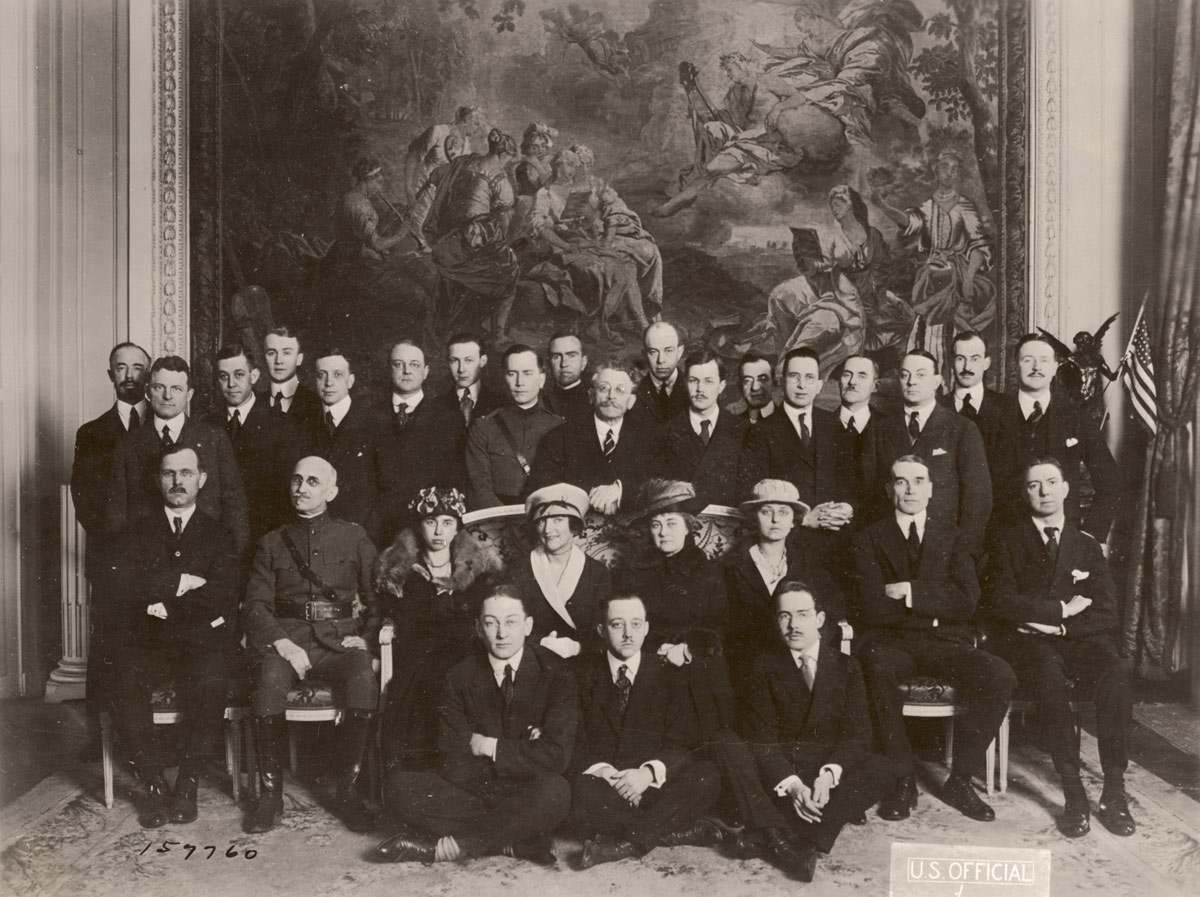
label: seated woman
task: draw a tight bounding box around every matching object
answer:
[509,483,611,660]
[373,487,502,771]
[616,480,733,737]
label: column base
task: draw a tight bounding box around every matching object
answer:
[44,659,88,703]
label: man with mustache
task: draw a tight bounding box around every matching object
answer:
[527,359,656,515]
[108,445,240,828]
[658,349,749,507]
[242,455,381,834]
[942,331,1004,439]
[106,355,250,555]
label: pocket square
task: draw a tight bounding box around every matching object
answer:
[932,447,947,457]
[1071,569,1090,583]
[1066,437,1079,448]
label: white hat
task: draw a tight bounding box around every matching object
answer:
[525,483,590,524]
[739,479,811,517]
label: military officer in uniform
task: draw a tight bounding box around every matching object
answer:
[242,455,381,834]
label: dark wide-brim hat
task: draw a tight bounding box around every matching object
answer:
[634,478,707,520]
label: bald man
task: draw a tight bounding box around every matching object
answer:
[635,321,689,425]
[242,456,381,835]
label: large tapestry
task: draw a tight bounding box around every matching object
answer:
[188,0,1027,405]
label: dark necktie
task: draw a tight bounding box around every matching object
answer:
[1043,526,1059,564]
[908,411,921,443]
[395,403,409,431]
[799,654,815,690]
[228,409,242,441]
[160,425,174,449]
[1027,400,1044,427]
[127,408,140,432]
[616,664,632,716]
[906,520,921,575]
[271,391,283,413]
[699,418,711,447]
[325,410,337,437]
[602,428,615,459]
[960,392,977,420]
[459,391,473,427]
[500,663,515,716]
[658,383,669,412]
[799,413,810,450]
[173,516,183,538]
[845,415,857,435]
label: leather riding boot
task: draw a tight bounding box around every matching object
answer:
[169,755,200,824]
[140,772,171,829]
[245,715,286,834]
[334,709,378,833]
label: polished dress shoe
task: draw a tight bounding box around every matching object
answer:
[659,816,726,848]
[139,776,171,829]
[877,775,918,821]
[762,828,814,881]
[168,774,199,824]
[503,835,557,867]
[728,830,765,860]
[373,831,436,864]
[580,835,641,869]
[1096,791,1136,836]
[941,773,995,822]
[1058,793,1091,838]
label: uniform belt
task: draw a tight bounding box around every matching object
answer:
[276,599,353,622]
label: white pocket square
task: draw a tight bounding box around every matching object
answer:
[1066,437,1079,447]
[1071,569,1090,583]
[932,447,947,457]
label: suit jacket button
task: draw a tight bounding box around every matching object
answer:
[174,550,181,557]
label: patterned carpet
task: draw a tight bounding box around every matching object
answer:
[3,731,1198,897]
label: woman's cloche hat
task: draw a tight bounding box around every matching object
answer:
[739,478,811,517]
[525,483,590,524]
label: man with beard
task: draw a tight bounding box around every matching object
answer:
[727,352,778,423]
[542,331,592,422]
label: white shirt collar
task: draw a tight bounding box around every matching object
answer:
[459,381,482,404]
[164,504,198,532]
[228,393,256,420]
[607,650,642,682]
[560,379,582,392]
[902,398,938,430]
[393,390,424,413]
[153,413,185,441]
[1018,389,1051,419]
[783,401,813,438]
[116,399,147,429]
[516,396,540,410]
[325,394,352,426]
[1032,513,1066,542]
[594,415,624,445]
[789,641,820,668]
[895,509,928,541]
[272,376,299,399]
[839,404,871,430]
[488,646,524,684]
[650,369,679,393]
[748,399,776,422]
[689,406,719,435]
[954,383,985,411]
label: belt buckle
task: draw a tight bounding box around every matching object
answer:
[304,602,317,622]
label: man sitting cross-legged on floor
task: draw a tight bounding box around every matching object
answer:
[571,593,724,868]
[108,444,240,828]
[374,580,578,866]
[242,455,381,835]
[742,580,894,882]
[983,456,1135,839]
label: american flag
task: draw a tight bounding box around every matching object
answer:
[1121,302,1158,433]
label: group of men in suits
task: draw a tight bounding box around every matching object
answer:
[70,319,1135,858]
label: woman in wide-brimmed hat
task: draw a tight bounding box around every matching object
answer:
[373,486,502,770]
[615,479,733,735]
[509,483,611,660]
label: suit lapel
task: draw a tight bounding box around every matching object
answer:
[917,519,950,579]
[877,518,910,581]
[509,645,543,732]
[469,654,504,734]
[617,658,657,755]
[912,405,950,457]
[1051,525,1084,594]
[804,648,838,730]
[775,650,813,717]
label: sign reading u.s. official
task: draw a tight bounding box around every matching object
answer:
[890,843,1052,896]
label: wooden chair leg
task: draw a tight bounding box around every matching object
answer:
[100,711,115,810]
[227,719,242,804]
[944,718,955,769]
[999,712,1011,794]
[288,725,299,776]
[985,737,996,796]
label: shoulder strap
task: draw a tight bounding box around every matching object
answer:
[279,528,339,601]
[492,413,531,475]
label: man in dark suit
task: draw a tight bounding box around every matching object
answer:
[634,321,689,425]
[737,347,856,544]
[432,331,502,428]
[743,581,894,882]
[726,352,778,423]
[375,340,466,542]
[108,445,240,828]
[989,334,1123,541]
[527,359,657,514]
[984,457,1134,838]
[242,455,381,834]
[852,455,1015,822]
[465,345,563,508]
[71,341,150,718]
[308,348,388,544]
[205,344,305,543]
[867,350,992,556]
[375,582,578,866]
[106,355,250,555]
[542,331,592,422]
[943,331,1004,441]
[263,326,322,430]
[572,594,724,867]
[658,349,749,507]
[833,354,884,524]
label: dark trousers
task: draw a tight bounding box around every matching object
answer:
[704,729,789,832]
[777,755,894,853]
[992,633,1130,781]
[251,639,376,716]
[857,632,1016,778]
[569,759,721,851]
[386,769,571,856]
[111,643,233,777]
